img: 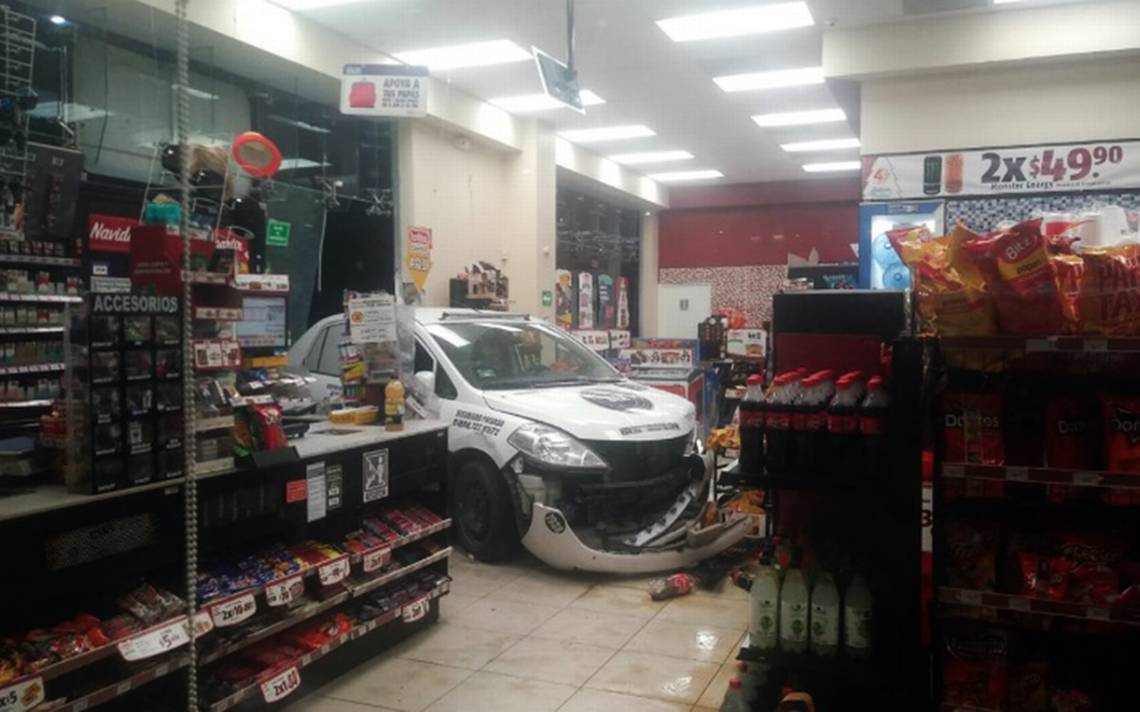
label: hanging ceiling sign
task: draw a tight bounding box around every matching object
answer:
[341,64,430,118]
[405,226,433,292]
[862,140,1140,200]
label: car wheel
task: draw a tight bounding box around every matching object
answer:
[450,458,518,562]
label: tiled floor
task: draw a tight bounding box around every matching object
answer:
[294,551,749,711]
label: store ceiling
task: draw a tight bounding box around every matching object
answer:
[282,0,1075,184]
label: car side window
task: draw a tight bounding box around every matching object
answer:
[315,326,342,376]
[435,367,458,400]
[414,339,435,374]
[303,327,327,372]
[416,339,457,400]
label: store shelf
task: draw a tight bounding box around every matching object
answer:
[0,253,81,268]
[347,519,452,566]
[194,306,243,321]
[0,362,65,376]
[0,292,82,304]
[0,479,186,523]
[0,325,65,335]
[938,587,1140,626]
[205,584,449,712]
[348,547,452,598]
[196,457,235,476]
[0,398,53,408]
[183,271,231,286]
[941,463,1140,490]
[940,335,1140,353]
[199,591,352,666]
[44,655,190,712]
[194,415,234,433]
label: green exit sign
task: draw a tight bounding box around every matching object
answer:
[266,219,291,246]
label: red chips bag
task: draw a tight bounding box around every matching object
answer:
[944,390,1004,465]
[1018,552,1073,600]
[1078,244,1140,335]
[1100,393,1140,472]
[1044,396,1099,469]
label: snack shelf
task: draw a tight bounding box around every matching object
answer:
[199,592,352,666]
[196,457,235,476]
[193,307,244,321]
[194,415,234,433]
[0,362,65,376]
[205,583,450,712]
[42,655,190,712]
[347,547,452,598]
[0,253,81,267]
[0,398,53,408]
[0,293,82,304]
[183,272,231,286]
[0,325,65,334]
[937,587,1140,626]
[940,335,1140,353]
[941,462,1140,490]
[346,518,452,565]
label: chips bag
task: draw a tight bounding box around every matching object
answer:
[1077,243,1140,335]
[1100,392,1140,472]
[944,390,1005,465]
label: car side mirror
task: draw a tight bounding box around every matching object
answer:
[414,370,436,395]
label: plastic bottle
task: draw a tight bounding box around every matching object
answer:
[649,572,695,601]
[827,374,865,475]
[763,374,794,474]
[792,371,835,475]
[719,677,748,712]
[384,378,405,431]
[844,574,873,660]
[809,571,840,657]
[779,568,809,653]
[749,564,780,650]
[738,374,766,476]
[859,376,890,478]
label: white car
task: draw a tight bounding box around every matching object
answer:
[288,308,747,573]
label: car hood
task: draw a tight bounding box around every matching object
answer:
[482,380,696,441]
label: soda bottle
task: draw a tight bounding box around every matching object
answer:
[738,374,766,476]
[764,374,794,474]
[792,371,834,475]
[827,374,864,474]
[720,677,748,712]
[860,376,890,478]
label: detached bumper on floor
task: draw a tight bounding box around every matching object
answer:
[520,502,751,574]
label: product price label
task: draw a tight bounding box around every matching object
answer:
[1084,339,1108,353]
[362,546,391,574]
[1087,606,1111,622]
[259,666,301,704]
[191,610,214,638]
[318,556,350,586]
[0,676,44,712]
[1008,596,1031,613]
[117,616,190,661]
[265,575,304,607]
[1006,466,1029,482]
[1074,471,1103,487]
[402,596,430,623]
[210,593,257,627]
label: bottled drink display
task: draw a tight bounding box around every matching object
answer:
[749,564,780,650]
[791,370,835,474]
[809,571,840,656]
[826,372,865,472]
[739,374,766,474]
[860,376,890,477]
[844,574,873,660]
[778,568,809,653]
[763,374,795,474]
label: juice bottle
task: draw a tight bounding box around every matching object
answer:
[749,564,780,650]
[738,375,766,476]
[778,568,809,653]
[844,574,873,660]
[809,571,840,657]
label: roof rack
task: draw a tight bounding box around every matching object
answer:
[438,310,530,321]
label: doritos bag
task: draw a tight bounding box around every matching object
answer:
[944,390,1005,465]
[1078,244,1140,335]
[1044,396,1100,469]
[1100,392,1140,472]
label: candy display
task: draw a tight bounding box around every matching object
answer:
[197,540,343,603]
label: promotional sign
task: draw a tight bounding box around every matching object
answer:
[0,676,44,712]
[405,226,433,291]
[572,330,610,352]
[577,272,595,329]
[341,64,429,118]
[348,293,396,344]
[265,575,303,607]
[88,213,137,253]
[726,329,767,359]
[209,592,257,627]
[554,270,575,330]
[260,666,301,704]
[596,274,615,328]
[863,140,1140,200]
[615,276,631,329]
[116,616,190,661]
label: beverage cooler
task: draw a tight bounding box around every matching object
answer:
[858,200,943,289]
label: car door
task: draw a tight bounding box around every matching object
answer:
[302,323,344,409]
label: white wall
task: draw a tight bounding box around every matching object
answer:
[860,55,1140,154]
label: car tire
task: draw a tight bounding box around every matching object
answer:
[451,458,518,562]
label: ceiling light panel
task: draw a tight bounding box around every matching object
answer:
[780,137,861,152]
[753,108,846,127]
[609,150,694,165]
[656,2,814,42]
[271,0,367,9]
[714,66,824,93]
[803,161,861,173]
[559,125,655,143]
[490,90,604,112]
[649,169,723,182]
[393,40,531,71]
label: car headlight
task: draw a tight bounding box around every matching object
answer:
[507,423,607,470]
[683,428,703,457]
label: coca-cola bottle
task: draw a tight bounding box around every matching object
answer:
[860,376,890,478]
[827,373,865,474]
[763,374,795,475]
[738,375,766,476]
[792,371,835,475]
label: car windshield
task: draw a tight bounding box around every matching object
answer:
[425,320,620,391]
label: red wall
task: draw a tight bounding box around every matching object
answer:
[659,178,860,268]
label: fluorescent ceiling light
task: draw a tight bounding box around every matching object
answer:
[489,90,604,112]
[657,2,814,42]
[803,161,861,173]
[648,169,723,182]
[753,108,846,127]
[558,124,655,143]
[993,0,1028,4]
[780,137,861,152]
[172,84,219,101]
[271,0,367,9]
[609,150,694,166]
[278,158,331,170]
[714,66,824,93]
[49,14,66,25]
[394,40,530,71]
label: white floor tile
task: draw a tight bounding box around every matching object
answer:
[392,622,519,670]
[531,607,648,649]
[585,650,720,705]
[485,636,614,686]
[558,688,691,712]
[449,596,561,636]
[623,619,744,664]
[424,671,576,712]
[317,657,471,712]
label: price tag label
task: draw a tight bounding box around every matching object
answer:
[1084,339,1108,353]
[362,546,391,574]
[191,610,214,637]
[1074,471,1103,487]
[958,590,984,606]
[265,575,304,607]
[318,556,350,586]
[942,463,964,479]
[259,666,301,704]
[1087,606,1111,622]
[1026,338,1052,353]
[117,616,190,661]
[402,596,431,623]
[1008,596,1031,613]
[1006,466,1029,482]
[0,676,44,712]
[210,593,257,627]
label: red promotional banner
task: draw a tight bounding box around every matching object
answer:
[88,213,138,253]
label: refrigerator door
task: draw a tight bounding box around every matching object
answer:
[858,201,944,289]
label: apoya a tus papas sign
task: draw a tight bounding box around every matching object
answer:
[341,64,429,118]
[863,140,1140,199]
